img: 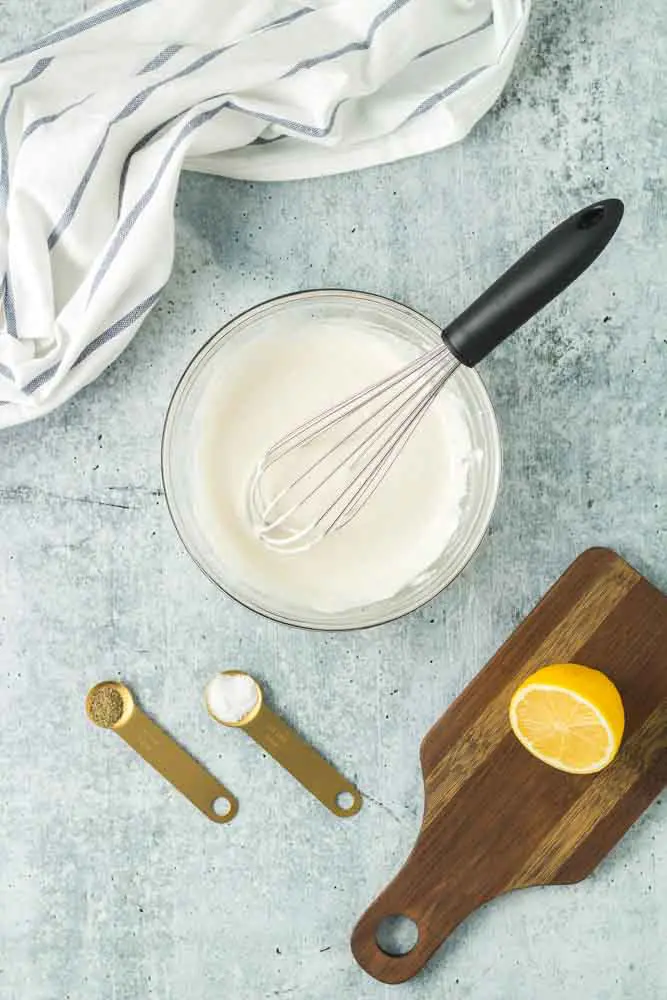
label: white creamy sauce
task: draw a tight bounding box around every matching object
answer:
[193,320,475,613]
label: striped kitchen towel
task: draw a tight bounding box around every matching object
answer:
[0,0,529,427]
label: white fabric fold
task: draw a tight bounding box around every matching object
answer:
[0,0,528,427]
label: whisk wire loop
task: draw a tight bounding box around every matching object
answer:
[249,343,459,551]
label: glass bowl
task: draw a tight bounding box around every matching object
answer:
[162,290,501,630]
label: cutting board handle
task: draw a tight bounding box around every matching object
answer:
[351,843,487,984]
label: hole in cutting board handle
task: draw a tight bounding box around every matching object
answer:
[375,915,419,957]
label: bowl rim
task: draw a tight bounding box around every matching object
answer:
[161,287,502,631]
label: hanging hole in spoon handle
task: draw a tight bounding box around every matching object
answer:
[442,198,624,368]
[332,786,362,817]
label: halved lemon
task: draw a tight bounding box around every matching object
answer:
[509,664,625,774]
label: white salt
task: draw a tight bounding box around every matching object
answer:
[206,672,259,724]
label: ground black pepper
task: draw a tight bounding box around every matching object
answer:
[88,686,124,727]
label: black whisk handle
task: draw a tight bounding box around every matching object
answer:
[441,198,624,368]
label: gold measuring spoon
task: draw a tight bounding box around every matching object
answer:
[86,681,238,823]
[205,671,362,818]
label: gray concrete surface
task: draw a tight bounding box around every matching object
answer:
[1,2,665,998]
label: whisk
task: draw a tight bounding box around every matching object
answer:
[249,200,624,552]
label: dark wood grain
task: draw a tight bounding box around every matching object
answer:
[351,548,667,984]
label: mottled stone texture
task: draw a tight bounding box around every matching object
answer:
[1,2,665,999]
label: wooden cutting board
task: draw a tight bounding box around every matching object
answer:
[351,548,667,984]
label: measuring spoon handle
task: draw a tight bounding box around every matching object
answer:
[245,707,361,817]
[119,710,238,823]
[442,198,624,367]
